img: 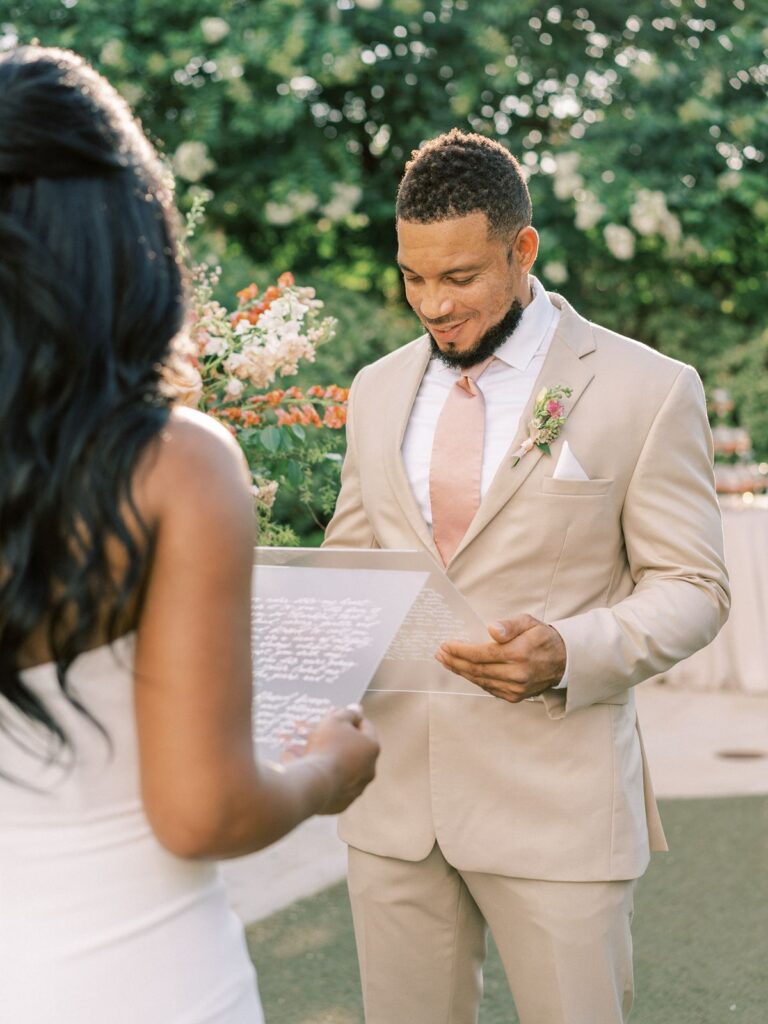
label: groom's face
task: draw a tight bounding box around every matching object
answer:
[396,211,534,361]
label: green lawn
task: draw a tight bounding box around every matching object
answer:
[246,796,768,1024]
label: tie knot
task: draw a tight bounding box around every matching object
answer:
[456,355,494,395]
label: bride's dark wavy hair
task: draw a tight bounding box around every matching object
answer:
[0,47,186,761]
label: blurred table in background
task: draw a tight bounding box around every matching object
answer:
[655,496,768,694]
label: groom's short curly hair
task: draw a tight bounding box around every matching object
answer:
[396,129,532,241]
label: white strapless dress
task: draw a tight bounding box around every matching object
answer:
[0,634,265,1023]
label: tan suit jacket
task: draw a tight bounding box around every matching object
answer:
[324,293,729,882]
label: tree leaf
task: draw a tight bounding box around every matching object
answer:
[286,459,303,486]
[260,425,282,453]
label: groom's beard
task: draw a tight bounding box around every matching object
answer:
[428,299,524,370]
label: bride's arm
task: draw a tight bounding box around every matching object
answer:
[131,407,378,859]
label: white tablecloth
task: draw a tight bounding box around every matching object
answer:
[655,501,768,693]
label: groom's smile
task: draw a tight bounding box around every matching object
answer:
[396,210,538,367]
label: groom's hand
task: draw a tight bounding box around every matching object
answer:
[436,614,567,702]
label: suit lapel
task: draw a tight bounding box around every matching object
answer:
[449,294,597,564]
[380,335,441,557]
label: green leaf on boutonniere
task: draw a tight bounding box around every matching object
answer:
[537,442,552,456]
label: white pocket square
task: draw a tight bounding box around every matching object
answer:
[553,441,590,481]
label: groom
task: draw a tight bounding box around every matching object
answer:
[324,130,729,1023]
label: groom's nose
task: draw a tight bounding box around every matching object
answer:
[419,292,455,321]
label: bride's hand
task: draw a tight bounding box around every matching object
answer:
[298,705,380,814]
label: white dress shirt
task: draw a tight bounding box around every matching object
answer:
[402,276,560,521]
[401,275,568,687]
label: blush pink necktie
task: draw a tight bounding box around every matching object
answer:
[429,357,495,565]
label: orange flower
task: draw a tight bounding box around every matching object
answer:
[224,406,243,421]
[277,271,295,288]
[236,283,260,304]
[263,285,282,303]
[265,389,285,406]
[307,384,325,398]
[276,408,296,426]
[323,404,347,429]
[301,404,323,428]
[243,411,262,427]
[284,386,303,399]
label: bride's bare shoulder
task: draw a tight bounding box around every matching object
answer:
[136,406,251,520]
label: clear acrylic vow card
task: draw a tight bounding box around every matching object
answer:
[251,547,491,759]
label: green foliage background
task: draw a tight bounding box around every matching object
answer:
[6,0,768,512]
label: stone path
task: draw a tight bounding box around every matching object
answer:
[222,680,768,924]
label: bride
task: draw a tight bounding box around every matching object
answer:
[0,46,379,1023]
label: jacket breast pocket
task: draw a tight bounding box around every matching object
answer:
[540,477,613,497]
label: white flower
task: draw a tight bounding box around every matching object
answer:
[287,191,319,215]
[117,82,144,108]
[218,55,244,80]
[163,359,202,408]
[629,189,682,250]
[681,236,707,260]
[252,478,279,509]
[101,39,125,68]
[289,75,319,98]
[264,202,295,226]
[629,189,667,236]
[223,352,251,379]
[717,170,741,191]
[552,152,583,201]
[542,261,569,285]
[199,331,227,357]
[224,377,245,399]
[201,17,230,44]
[575,192,606,231]
[628,51,662,84]
[321,183,363,222]
[701,68,723,99]
[0,27,19,51]
[173,141,216,183]
[660,214,682,249]
[677,97,710,124]
[603,224,636,261]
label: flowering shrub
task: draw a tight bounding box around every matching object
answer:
[178,203,349,543]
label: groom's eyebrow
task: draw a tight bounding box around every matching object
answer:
[397,260,483,276]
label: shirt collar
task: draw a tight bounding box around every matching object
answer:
[493,276,558,372]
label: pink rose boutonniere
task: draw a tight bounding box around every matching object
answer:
[511,384,573,466]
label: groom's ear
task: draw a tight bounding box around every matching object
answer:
[512,226,539,273]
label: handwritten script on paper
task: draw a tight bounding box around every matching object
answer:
[252,595,382,687]
[384,586,473,662]
[250,549,492,757]
[251,565,427,758]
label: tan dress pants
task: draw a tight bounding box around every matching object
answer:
[347,843,635,1024]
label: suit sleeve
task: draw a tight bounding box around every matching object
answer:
[323,368,378,549]
[547,364,730,716]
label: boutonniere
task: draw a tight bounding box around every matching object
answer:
[511,384,573,466]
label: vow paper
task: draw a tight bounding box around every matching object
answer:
[251,547,491,758]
